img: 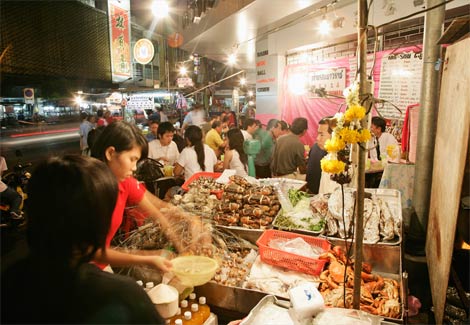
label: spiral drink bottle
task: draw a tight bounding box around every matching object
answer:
[198,297,210,322]
[190,304,204,325]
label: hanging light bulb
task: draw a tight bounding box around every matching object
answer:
[179,66,187,75]
[319,15,331,35]
[227,53,237,65]
[240,77,246,85]
[152,0,169,19]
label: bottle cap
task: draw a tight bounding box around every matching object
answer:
[189,293,196,300]
[175,319,183,325]
[180,300,188,308]
[191,304,199,312]
[145,282,154,289]
[136,280,143,287]
[199,296,206,305]
[184,311,192,320]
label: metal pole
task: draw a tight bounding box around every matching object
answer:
[410,0,445,241]
[184,70,245,98]
[352,0,369,309]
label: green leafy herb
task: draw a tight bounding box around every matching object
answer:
[288,189,310,207]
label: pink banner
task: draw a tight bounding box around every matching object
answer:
[277,46,421,145]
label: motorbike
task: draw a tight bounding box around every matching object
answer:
[0,150,31,228]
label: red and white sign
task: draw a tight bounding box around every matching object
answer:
[108,0,132,82]
[23,88,34,104]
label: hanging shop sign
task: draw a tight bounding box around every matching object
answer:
[308,68,346,97]
[23,88,34,104]
[133,38,155,65]
[108,0,132,82]
[126,95,154,111]
[177,77,194,88]
[377,51,423,120]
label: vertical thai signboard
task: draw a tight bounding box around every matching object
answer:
[108,0,132,82]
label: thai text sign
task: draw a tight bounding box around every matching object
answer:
[108,0,132,82]
[308,68,346,97]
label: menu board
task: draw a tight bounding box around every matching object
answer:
[378,51,423,120]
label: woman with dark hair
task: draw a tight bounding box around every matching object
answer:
[1,155,163,324]
[148,121,180,166]
[223,128,248,177]
[91,121,208,270]
[174,125,217,181]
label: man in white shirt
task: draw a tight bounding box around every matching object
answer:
[368,116,399,162]
[148,122,180,166]
[241,118,258,141]
[182,103,206,133]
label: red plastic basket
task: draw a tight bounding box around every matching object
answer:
[256,229,331,276]
[181,172,222,191]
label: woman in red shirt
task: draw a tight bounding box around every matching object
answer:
[91,121,208,271]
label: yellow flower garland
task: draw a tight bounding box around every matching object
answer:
[320,82,372,175]
[344,105,366,122]
[321,159,346,174]
[324,137,346,152]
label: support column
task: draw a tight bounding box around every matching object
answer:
[410,0,445,243]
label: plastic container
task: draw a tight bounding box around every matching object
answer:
[256,229,330,276]
[288,282,324,319]
[171,256,219,287]
[147,284,179,319]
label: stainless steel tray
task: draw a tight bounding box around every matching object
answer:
[273,188,403,246]
[197,236,404,323]
[239,295,294,325]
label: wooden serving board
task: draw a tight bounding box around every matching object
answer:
[426,37,470,324]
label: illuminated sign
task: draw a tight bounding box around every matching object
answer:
[134,38,155,65]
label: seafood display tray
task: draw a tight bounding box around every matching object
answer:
[196,237,405,323]
[181,172,222,191]
[273,188,403,246]
[216,225,267,245]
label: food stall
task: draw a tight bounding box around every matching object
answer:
[115,172,406,324]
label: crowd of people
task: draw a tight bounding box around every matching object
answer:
[0,102,400,323]
[79,104,396,197]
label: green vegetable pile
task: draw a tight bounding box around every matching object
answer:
[288,189,310,207]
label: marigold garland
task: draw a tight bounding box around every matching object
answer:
[344,105,366,122]
[320,158,346,174]
[320,82,372,176]
[324,137,346,152]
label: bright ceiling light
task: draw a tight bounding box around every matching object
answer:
[319,17,331,35]
[152,0,169,19]
[75,96,83,105]
[247,90,254,97]
[227,53,237,65]
[179,66,187,75]
[287,74,308,95]
[240,78,246,85]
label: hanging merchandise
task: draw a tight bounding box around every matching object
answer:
[193,53,200,75]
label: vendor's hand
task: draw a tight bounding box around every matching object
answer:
[147,255,173,273]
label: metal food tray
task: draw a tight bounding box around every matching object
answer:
[239,295,293,325]
[216,225,268,245]
[273,188,403,246]
[197,238,405,323]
